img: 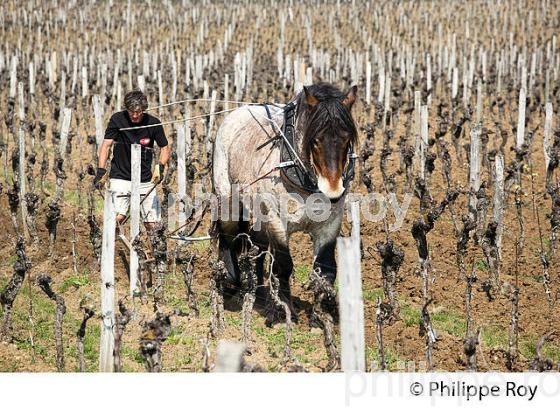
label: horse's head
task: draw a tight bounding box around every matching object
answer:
[297,83,358,200]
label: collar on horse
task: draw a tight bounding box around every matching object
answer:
[259,102,357,198]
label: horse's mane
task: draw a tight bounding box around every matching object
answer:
[296,83,358,161]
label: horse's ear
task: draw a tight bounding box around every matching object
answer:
[303,86,319,107]
[342,85,358,109]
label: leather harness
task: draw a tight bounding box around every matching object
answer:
[258,102,357,199]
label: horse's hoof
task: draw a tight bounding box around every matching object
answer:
[308,312,322,329]
[308,298,339,328]
[223,282,238,295]
[265,307,281,328]
[264,303,299,328]
[322,300,339,324]
[254,285,268,309]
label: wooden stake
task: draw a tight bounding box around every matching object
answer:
[544,102,553,171]
[476,80,483,125]
[493,154,505,261]
[516,87,526,149]
[99,190,116,372]
[420,105,428,179]
[365,61,372,105]
[176,122,187,232]
[337,201,365,371]
[130,144,141,297]
[59,108,72,161]
[469,124,481,217]
[214,340,245,372]
[93,95,104,150]
[377,63,385,104]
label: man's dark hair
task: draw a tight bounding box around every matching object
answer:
[124,90,148,111]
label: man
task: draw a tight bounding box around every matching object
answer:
[93,90,170,229]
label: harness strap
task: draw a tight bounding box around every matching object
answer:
[252,100,358,200]
[256,104,282,151]
[280,102,320,193]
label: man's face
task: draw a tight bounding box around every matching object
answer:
[127,109,144,123]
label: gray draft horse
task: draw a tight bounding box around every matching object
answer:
[212,83,358,326]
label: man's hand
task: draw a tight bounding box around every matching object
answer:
[150,163,166,184]
[93,168,108,190]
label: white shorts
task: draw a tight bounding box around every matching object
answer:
[109,178,161,223]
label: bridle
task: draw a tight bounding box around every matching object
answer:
[274,101,358,200]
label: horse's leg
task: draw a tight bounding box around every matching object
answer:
[311,211,343,284]
[314,240,337,283]
[311,211,343,321]
[248,230,269,307]
[215,220,242,291]
[265,241,297,327]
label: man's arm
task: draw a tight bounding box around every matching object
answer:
[150,144,170,185]
[93,139,114,189]
[158,145,170,166]
[98,139,114,169]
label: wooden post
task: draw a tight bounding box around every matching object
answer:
[214,340,245,372]
[171,56,177,102]
[18,131,29,240]
[51,51,58,86]
[206,90,218,164]
[137,75,145,93]
[127,59,133,91]
[157,70,163,117]
[544,103,553,171]
[469,124,481,217]
[426,54,432,106]
[420,105,428,179]
[130,144,141,297]
[81,66,88,99]
[207,90,218,140]
[482,50,487,84]
[28,62,35,96]
[451,67,458,99]
[300,61,307,90]
[413,90,421,171]
[9,55,17,99]
[497,59,502,95]
[17,82,30,239]
[93,95,104,150]
[71,57,78,95]
[365,61,371,105]
[337,201,365,371]
[111,62,120,104]
[476,80,483,125]
[203,81,210,100]
[116,80,123,111]
[305,66,313,86]
[462,58,469,108]
[224,74,229,111]
[176,123,187,232]
[59,108,72,161]
[382,71,391,129]
[493,154,505,260]
[47,54,54,92]
[58,71,66,130]
[99,191,116,372]
[377,64,385,104]
[516,87,526,149]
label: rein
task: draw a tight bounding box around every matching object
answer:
[167,163,284,238]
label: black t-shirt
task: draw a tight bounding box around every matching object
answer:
[104,111,168,182]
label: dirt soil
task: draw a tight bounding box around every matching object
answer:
[1,93,559,373]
